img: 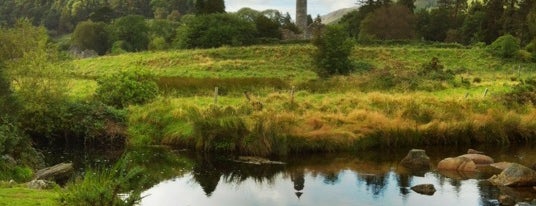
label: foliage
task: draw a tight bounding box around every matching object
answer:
[195,0,225,15]
[0,118,43,182]
[418,57,454,81]
[359,5,416,41]
[110,15,150,52]
[255,15,281,39]
[501,77,536,107]
[96,70,159,108]
[148,36,168,51]
[59,155,146,206]
[312,25,354,78]
[488,34,520,58]
[71,21,110,55]
[174,13,256,49]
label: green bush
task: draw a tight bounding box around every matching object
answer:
[488,34,520,58]
[312,25,354,78]
[60,156,145,206]
[71,21,110,55]
[19,100,127,146]
[111,41,127,55]
[501,77,536,107]
[110,15,149,52]
[418,57,454,81]
[148,36,168,51]
[95,70,159,108]
[174,13,256,49]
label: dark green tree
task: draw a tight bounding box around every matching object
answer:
[195,0,225,14]
[312,25,354,78]
[359,5,416,40]
[174,13,256,48]
[255,15,282,39]
[72,20,110,55]
[111,15,150,51]
[398,0,416,12]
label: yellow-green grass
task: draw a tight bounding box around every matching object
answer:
[64,44,536,155]
[128,91,536,156]
[0,185,59,206]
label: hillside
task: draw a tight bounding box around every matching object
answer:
[321,7,359,25]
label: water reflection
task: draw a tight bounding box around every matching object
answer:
[136,146,536,206]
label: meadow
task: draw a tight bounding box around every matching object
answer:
[70,43,536,156]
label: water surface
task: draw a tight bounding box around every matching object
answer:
[139,146,536,206]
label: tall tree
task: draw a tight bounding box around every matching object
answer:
[195,0,225,14]
[359,5,416,40]
[398,0,416,12]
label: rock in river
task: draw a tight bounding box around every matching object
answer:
[438,157,477,172]
[489,163,536,187]
[467,149,485,154]
[411,184,436,195]
[458,154,494,165]
[400,149,431,170]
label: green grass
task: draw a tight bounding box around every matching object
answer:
[0,185,59,206]
[65,43,536,155]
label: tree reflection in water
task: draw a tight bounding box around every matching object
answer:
[140,146,536,206]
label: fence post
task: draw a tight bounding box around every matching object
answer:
[290,86,295,104]
[214,87,219,104]
[483,88,489,98]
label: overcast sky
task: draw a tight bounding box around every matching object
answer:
[225,0,356,18]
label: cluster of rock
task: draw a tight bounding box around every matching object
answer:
[399,148,536,205]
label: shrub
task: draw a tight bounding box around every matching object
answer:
[71,21,110,55]
[60,156,145,206]
[148,36,168,51]
[312,25,354,78]
[95,70,159,108]
[418,57,454,81]
[501,77,536,107]
[488,34,520,58]
[111,41,127,55]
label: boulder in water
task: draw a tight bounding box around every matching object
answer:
[489,163,536,187]
[458,154,494,165]
[400,149,431,170]
[490,162,513,171]
[437,157,477,172]
[467,149,484,154]
[499,194,515,206]
[411,184,436,196]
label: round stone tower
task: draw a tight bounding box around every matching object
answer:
[296,0,307,38]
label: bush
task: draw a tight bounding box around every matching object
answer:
[60,156,145,206]
[488,34,520,58]
[71,21,110,55]
[148,36,168,51]
[111,41,127,55]
[418,57,454,81]
[501,77,536,107]
[19,100,127,146]
[95,70,159,108]
[174,13,256,49]
[312,25,354,78]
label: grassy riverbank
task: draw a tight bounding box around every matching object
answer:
[0,184,59,206]
[69,44,536,155]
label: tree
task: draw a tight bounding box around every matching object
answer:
[312,25,354,78]
[255,15,282,39]
[72,20,110,55]
[359,5,416,40]
[398,0,416,12]
[195,0,225,15]
[111,15,149,51]
[488,34,520,58]
[174,13,256,48]
[416,8,451,41]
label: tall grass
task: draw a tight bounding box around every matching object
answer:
[128,92,536,156]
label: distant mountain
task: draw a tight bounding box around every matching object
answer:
[320,6,359,25]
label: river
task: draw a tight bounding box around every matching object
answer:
[44,145,536,206]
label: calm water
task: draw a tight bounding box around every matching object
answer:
[135,146,536,206]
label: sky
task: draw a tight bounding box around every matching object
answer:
[225,0,356,19]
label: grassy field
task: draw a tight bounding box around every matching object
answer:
[68,44,536,155]
[0,184,59,206]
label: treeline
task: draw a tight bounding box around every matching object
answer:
[70,7,304,54]
[339,0,536,46]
